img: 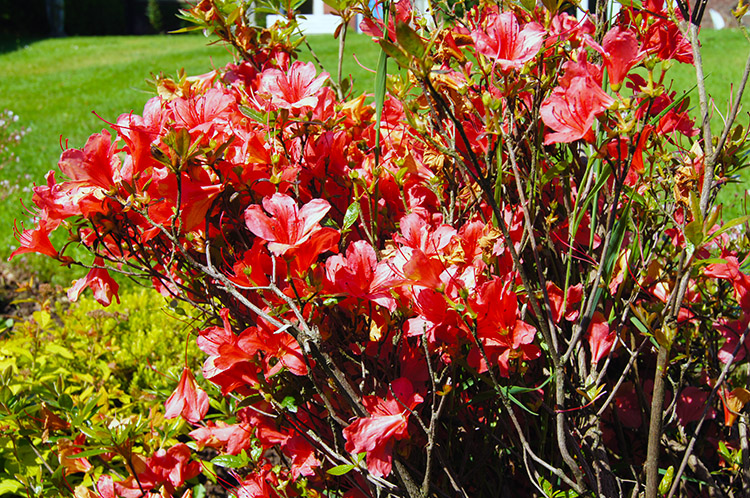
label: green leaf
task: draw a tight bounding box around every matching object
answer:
[174,128,192,158]
[327,463,355,475]
[211,454,248,468]
[280,396,298,413]
[45,343,74,360]
[58,393,73,411]
[70,447,112,459]
[704,215,750,244]
[506,375,553,395]
[617,0,642,8]
[239,105,266,122]
[33,310,52,330]
[689,191,703,226]
[395,21,425,59]
[693,257,728,267]
[683,220,704,247]
[630,315,651,335]
[321,0,344,10]
[342,202,361,231]
[192,484,207,498]
[0,386,11,405]
[0,479,23,495]
[379,39,411,69]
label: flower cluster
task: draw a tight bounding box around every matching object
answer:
[12,0,750,496]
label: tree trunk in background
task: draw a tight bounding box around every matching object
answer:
[45,0,65,37]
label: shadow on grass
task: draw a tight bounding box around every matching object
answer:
[0,36,43,56]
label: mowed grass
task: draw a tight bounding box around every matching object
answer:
[0,35,231,281]
[0,29,747,280]
[667,29,750,216]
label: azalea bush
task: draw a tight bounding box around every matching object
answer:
[9,0,750,496]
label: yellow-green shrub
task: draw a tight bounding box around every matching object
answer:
[0,286,203,497]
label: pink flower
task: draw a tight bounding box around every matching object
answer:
[471,11,544,72]
[257,61,329,111]
[244,193,334,256]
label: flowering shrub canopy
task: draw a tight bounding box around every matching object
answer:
[10,0,750,496]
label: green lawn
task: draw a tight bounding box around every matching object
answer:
[0,29,747,281]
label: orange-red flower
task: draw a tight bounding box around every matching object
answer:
[164,367,209,423]
[343,378,423,477]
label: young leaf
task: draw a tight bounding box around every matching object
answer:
[395,21,425,59]
[211,454,248,468]
[327,463,356,475]
[342,201,361,230]
[683,220,704,247]
[379,39,411,69]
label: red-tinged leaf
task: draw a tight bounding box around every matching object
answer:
[587,311,616,364]
[395,21,425,59]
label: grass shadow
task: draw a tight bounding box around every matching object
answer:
[0,36,43,56]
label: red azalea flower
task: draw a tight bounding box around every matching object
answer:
[244,193,334,256]
[164,367,210,423]
[470,277,540,376]
[9,218,60,261]
[238,319,309,377]
[170,87,236,135]
[471,11,545,72]
[546,281,583,323]
[540,64,614,144]
[111,444,201,497]
[67,257,120,306]
[256,61,329,111]
[592,25,645,89]
[58,130,120,191]
[197,309,260,394]
[586,311,616,364]
[325,241,401,312]
[643,18,693,64]
[343,378,423,477]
